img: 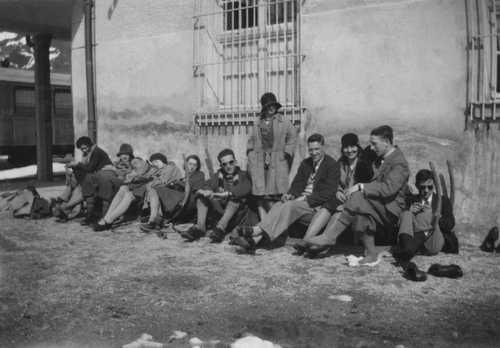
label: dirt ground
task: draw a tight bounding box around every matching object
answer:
[1,210,499,348]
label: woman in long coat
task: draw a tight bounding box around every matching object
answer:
[247,92,297,219]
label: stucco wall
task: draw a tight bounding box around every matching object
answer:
[70,0,500,228]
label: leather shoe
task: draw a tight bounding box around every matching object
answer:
[404,262,427,282]
[293,240,309,255]
[480,227,499,253]
[92,220,113,232]
[208,227,227,243]
[80,213,96,226]
[305,245,329,258]
[236,235,256,254]
[180,225,205,241]
[235,225,254,238]
[140,222,157,233]
[427,264,463,279]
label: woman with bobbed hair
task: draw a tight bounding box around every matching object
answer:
[140,154,206,233]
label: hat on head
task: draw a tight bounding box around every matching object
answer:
[341,133,360,149]
[116,143,134,158]
[149,153,168,164]
[260,92,282,115]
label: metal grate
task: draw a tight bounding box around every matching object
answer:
[467,0,500,122]
[193,0,305,126]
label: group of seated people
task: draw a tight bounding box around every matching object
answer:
[49,125,457,266]
[48,92,459,265]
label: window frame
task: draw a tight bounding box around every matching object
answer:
[193,0,305,127]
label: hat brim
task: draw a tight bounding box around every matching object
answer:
[261,101,283,115]
[116,151,133,157]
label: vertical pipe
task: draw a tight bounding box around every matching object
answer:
[85,0,97,143]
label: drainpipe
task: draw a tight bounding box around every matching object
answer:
[85,0,97,143]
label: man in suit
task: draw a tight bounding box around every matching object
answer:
[306,125,410,264]
[393,169,456,262]
[235,133,340,254]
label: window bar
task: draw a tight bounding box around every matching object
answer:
[492,0,497,120]
[481,0,488,120]
[217,0,221,126]
[468,0,475,121]
[193,0,198,125]
[291,0,296,123]
[295,1,303,121]
[284,0,288,121]
[277,0,282,119]
[236,0,242,125]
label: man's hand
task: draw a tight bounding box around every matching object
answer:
[210,192,230,200]
[336,191,346,203]
[410,203,421,214]
[281,193,295,202]
[421,203,432,213]
[196,189,213,198]
[345,184,359,197]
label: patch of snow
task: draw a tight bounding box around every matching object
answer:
[122,333,163,348]
[231,335,282,348]
[0,31,18,41]
[0,163,66,181]
[328,295,352,302]
[169,330,187,339]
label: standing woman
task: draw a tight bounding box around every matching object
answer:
[247,92,297,219]
[293,133,363,253]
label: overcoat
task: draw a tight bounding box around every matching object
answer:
[247,114,297,195]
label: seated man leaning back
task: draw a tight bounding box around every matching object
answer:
[180,148,255,242]
[235,133,340,254]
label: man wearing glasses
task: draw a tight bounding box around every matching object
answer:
[180,148,254,242]
[393,169,456,263]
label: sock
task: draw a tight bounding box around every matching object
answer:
[195,198,208,232]
[217,200,240,231]
[101,201,111,218]
[86,197,95,217]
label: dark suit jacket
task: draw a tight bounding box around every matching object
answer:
[364,146,410,218]
[203,167,252,200]
[75,146,112,173]
[288,154,340,208]
[405,193,455,233]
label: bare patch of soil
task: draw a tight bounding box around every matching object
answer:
[0,218,499,348]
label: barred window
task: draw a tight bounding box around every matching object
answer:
[14,87,35,114]
[54,89,73,114]
[193,0,305,126]
[467,0,500,122]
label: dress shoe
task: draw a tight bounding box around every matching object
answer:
[208,227,227,243]
[427,264,463,279]
[236,236,256,254]
[480,227,499,253]
[305,245,329,258]
[80,213,96,226]
[140,222,157,233]
[92,220,113,232]
[53,205,69,222]
[293,240,309,255]
[404,262,427,282]
[235,225,254,238]
[180,225,205,241]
